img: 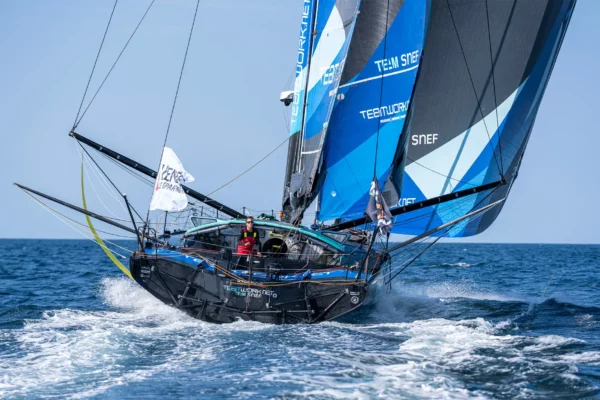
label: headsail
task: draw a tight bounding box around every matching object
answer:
[388,0,576,237]
[316,0,429,223]
[282,0,360,223]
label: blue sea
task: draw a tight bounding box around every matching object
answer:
[0,239,599,399]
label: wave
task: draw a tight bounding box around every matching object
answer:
[265,317,600,399]
[1,278,599,399]
[0,277,273,399]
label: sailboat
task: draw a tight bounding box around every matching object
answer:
[15,0,576,324]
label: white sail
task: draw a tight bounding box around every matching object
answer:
[149,147,195,212]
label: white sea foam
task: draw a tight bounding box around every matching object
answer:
[259,316,599,399]
[575,314,598,327]
[424,262,475,268]
[1,277,598,399]
[0,277,275,399]
[559,351,600,365]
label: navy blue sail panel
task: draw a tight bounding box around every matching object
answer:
[282,0,360,220]
[391,0,576,237]
[317,0,429,223]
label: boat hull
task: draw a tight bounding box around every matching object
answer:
[130,254,370,324]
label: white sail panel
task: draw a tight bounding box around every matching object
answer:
[149,147,195,212]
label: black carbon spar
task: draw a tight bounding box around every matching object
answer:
[328,179,505,231]
[70,131,245,219]
[13,182,162,246]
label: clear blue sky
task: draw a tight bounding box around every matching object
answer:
[0,1,598,243]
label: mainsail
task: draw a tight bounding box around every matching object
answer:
[316,0,429,223]
[282,0,360,222]
[388,0,576,237]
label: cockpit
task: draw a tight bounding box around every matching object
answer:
[181,219,363,268]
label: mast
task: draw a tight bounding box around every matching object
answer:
[70,131,245,219]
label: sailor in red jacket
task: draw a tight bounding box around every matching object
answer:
[237,217,262,256]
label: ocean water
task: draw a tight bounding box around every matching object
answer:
[0,240,599,399]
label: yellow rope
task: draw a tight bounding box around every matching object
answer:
[81,162,133,280]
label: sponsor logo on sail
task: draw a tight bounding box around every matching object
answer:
[359,100,410,121]
[291,0,312,125]
[397,198,416,207]
[323,57,346,88]
[411,134,439,145]
[374,50,420,72]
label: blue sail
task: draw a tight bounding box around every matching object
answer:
[288,0,317,138]
[317,0,429,223]
[391,0,576,237]
[282,0,361,222]
[298,0,361,192]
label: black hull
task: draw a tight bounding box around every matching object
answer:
[130,254,371,324]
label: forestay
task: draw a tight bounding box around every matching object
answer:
[389,0,576,237]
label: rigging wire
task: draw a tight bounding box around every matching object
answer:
[82,155,131,222]
[74,141,132,221]
[372,0,392,178]
[378,204,497,285]
[484,0,504,173]
[445,0,503,178]
[77,141,145,222]
[75,0,157,128]
[405,156,483,188]
[160,0,200,151]
[146,0,201,225]
[20,189,134,257]
[205,135,290,197]
[384,228,449,285]
[99,152,155,187]
[72,0,119,130]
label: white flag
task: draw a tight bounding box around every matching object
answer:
[149,147,195,212]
